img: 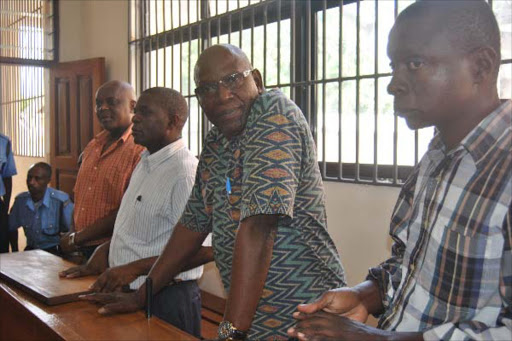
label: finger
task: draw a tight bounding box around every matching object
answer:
[90,275,107,292]
[297,293,333,314]
[104,277,119,293]
[59,266,80,277]
[293,311,316,320]
[79,293,114,304]
[98,301,137,315]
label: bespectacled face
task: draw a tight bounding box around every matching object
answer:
[195,52,263,140]
[387,16,476,131]
[95,85,134,132]
[27,167,50,198]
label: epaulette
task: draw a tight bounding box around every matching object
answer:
[48,188,71,206]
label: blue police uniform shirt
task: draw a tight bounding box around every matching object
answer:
[0,133,17,197]
[9,187,73,250]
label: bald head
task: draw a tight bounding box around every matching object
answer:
[395,0,501,75]
[95,80,136,135]
[96,80,136,101]
[194,44,252,84]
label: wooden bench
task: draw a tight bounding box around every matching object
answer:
[200,290,226,340]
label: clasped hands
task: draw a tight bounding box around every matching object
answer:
[287,287,389,341]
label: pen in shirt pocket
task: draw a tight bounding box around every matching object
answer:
[226,177,231,197]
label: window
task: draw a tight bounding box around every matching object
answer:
[129,0,512,185]
[0,0,57,157]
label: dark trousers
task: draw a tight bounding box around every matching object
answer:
[153,280,202,338]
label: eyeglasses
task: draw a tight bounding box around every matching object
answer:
[195,69,253,99]
[95,97,122,109]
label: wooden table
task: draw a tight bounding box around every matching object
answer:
[0,251,196,340]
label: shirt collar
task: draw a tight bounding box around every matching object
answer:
[427,99,511,168]
[141,138,185,172]
[25,188,50,211]
[94,124,134,145]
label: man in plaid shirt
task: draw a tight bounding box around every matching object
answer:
[289,1,511,340]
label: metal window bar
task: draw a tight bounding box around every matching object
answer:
[129,0,511,184]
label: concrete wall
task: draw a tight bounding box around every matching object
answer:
[58,0,398,297]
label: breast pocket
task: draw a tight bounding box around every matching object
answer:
[41,206,60,236]
[435,227,503,309]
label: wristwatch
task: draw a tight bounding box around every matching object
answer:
[218,321,248,340]
[69,232,76,247]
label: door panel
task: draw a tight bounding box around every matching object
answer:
[50,58,105,199]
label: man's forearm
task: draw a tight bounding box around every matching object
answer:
[224,214,278,332]
[75,210,118,246]
[140,223,208,297]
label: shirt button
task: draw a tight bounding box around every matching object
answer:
[82,208,85,211]
[88,187,92,190]
[94,167,97,170]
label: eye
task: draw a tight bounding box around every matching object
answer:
[222,73,242,87]
[407,59,425,70]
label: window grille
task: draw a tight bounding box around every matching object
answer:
[0,0,57,157]
[129,0,512,185]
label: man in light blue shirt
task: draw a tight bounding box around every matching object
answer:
[9,162,73,255]
[0,133,17,253]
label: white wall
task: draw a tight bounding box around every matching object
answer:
[58,0,399,297]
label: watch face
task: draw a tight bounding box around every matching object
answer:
[218,321,233,339]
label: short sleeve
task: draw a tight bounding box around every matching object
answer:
[239,94,302,221]
[2,139,17,178]
[179,156,212,233]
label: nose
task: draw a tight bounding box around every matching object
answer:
[217,84,234,102]
[27,177,36,186]
[387,68,408,97]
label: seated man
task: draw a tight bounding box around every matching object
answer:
[288,1,511,340]
[9,162,73,255]
[60,87,211,338]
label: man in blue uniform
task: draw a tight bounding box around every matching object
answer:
[9,162,73,255]
[0,133,17,253]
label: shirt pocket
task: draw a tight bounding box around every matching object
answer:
[435,226,503,309]
[41,205,60,236]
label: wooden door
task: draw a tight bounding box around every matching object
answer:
[49,58,105,199]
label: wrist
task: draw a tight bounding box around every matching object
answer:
[218,321,248,341]
[73,231,84,247]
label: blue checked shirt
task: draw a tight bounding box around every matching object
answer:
[0,133,17,197]
[368,100,512,340]
[9,187,73,250]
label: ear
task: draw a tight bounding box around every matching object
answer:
[469,46,499,84]
[168,114,181,129]
[251,69,265,94]
[129,99,136,113]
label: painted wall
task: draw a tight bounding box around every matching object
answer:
[58,0,399,298]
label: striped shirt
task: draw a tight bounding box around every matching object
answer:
[368,100,512,340]
[109,139,208,289]
[73,125,144,246]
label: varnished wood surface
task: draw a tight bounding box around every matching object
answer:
[0,280,196,340]
[0,250,96,305]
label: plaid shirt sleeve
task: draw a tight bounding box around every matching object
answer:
[367,165,419,311]
[422,203,512,341]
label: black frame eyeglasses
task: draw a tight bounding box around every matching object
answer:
[195,69,253,99]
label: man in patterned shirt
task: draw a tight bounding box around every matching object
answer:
[289,1,511,340]
[82,44,346,339]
